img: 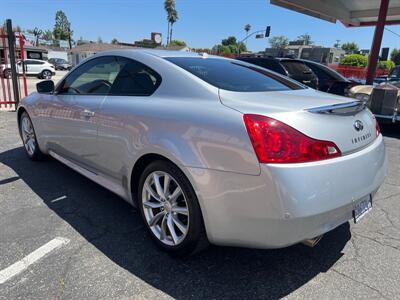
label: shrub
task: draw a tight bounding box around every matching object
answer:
[378,60,395,70]
[340,54,368,67]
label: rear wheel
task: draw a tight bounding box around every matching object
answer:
[19,112,45,160]
[138,160,208,256]
[40,70,52,79]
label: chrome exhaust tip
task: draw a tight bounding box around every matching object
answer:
[302,235,323,247]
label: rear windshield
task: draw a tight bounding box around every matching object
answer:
[165,57,304,92]
[280,61,311,76]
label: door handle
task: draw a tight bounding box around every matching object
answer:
[82,109,95,117]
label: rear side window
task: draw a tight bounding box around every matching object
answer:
[165,57,304,92]
[280,61,312,76]
[109,57,161,96]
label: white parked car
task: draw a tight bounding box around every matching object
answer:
[1,59,55,79]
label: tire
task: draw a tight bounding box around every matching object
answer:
[40,70,52,80]
[137,160,208,256]
[19,112,46,160]
[3,69,11,79]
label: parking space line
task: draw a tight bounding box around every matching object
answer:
[0,237,70,284]
[51,195,67,203]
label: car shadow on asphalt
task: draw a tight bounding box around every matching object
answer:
[0,147,351,299]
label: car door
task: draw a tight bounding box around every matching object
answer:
[24,60,34,74]
[43,56,122,170]
[95,56,162,187]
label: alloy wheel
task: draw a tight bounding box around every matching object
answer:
[21,116,36,156]
[42,71,51,79]
[142,171,189,246]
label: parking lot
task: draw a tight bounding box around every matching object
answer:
[0,110,400,299]
[24,70,68,94]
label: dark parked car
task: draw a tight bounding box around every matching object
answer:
[374,65,400,84]
[301,60,356,96]
[237,57,318,89]
[48,58,72,71]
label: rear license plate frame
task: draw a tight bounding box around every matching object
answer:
[353,195,372,223]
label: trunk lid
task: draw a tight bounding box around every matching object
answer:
[220,89,377,154]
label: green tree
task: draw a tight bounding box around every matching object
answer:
[214,36,246,55]
[42,29,53,41]
[97,36,103,44]
[269,35,289,49]
[390,48,400,65]
[341,42,359,53]
[53,10,73,48]
[169,39,186,47]
[164,0,178,46]
[216,45,231,55]
[111,38,119,44]
[378,60,395,70]
[298,33,312,45]
[0,23,22,34]
[340,54,368,67]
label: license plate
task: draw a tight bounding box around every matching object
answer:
[353,195,372,223]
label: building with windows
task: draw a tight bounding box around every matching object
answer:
[0,38,48,63]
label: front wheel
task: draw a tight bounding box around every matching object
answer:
[138,160,208,256]
[3,69,11,78]
[19,112,45,160]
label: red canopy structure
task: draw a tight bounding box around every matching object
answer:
[270,0,400,84]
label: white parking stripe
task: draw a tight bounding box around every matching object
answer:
[0,237,70,284]
[51,195,67,203]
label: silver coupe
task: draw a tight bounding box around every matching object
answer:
[17,50,387,255]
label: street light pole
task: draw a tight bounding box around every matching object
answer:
[237,29,266,56]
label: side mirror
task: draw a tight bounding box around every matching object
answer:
[36,80,54,94]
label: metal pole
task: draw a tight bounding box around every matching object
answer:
[237,29,265,56]
[6,19,20,106]
[366,0,389,85]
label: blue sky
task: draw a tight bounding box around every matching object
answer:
[2,0,400,52]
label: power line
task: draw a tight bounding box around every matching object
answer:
[385,27,400,38]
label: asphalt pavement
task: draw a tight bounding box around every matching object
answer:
[0,111,400,299]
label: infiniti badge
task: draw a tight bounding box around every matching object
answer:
[353,120,364,132]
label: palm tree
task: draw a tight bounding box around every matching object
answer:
[244,24,251,45]
[164,0,178,46]
[169,9,178,45]
[298,33,312,45]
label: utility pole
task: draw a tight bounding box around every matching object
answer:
[6,19,19,106]
[67,25,72,49]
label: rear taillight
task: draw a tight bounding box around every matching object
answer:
[375,119,381,137]
[243,114,341,164]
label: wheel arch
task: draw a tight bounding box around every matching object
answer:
[130,153,182,206]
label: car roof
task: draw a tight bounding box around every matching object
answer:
[100,48,221,59]
[238,57,305,63]
[25,59,46,62]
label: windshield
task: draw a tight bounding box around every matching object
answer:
[165,57,304,92]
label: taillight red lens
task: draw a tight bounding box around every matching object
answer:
[375,119,381,137]
[243,114,341,163]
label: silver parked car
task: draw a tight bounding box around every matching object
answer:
[17,50,387,255]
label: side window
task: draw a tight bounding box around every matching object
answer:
[109,57,162,96]
[58,56,121,95]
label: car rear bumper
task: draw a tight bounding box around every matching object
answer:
[186,135,387,248]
